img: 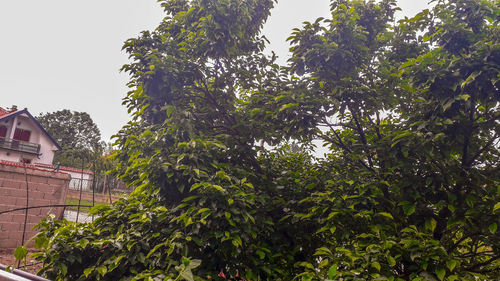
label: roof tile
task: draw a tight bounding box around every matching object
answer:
[0,107,10,117]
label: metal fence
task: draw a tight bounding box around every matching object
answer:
[69,175,129,193]
[69,178,92,190]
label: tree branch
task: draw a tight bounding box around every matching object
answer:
[466,255,500,273]
[465,134,499,168]
[318,121,357,130]
[350,108,374,168]
[319,127,376,174]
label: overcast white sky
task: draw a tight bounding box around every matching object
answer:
[0,0,429,142]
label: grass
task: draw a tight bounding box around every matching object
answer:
[65,197,108,212]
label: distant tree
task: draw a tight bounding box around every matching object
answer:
[37,110,102,167]
[89,141,116,176]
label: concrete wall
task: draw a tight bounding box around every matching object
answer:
[0,162,70,249]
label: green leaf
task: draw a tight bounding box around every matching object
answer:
[314,247,332,256]
[60,264,68,276]
[316,225,329,234]
[212,185,225,192]
[493,202,500,213]
[461,71,481,89]
[196,208,211,215]
[83,267,94,278]
[14,246,28,261]
[299,262,315,270]
[330,226,336,234]
[435,267,445,281]
[425,218,437,232]
[97,265,107,277]
[189,259,201,269]
[392,131,412,142]
[80,238,89,249]
[190,183,202,192]
[34,235,48,249]
[181,268,194,281]
[256,250,265,259]
[446,260,457,272]
[279,103,297,112]
[371,261,381,271]
[489,223,497,234]
[147,241,167,258]
[457,94,470,101]
[377,212,394,220]
[328,265,337,279]
[318,259,329,268]
[442,99,455,111]
[403,203,416,216]
[400,59,416,69]
[387,256,396,267]
[465,195,475,207]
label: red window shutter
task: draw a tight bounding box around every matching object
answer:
[20,130,31,142]
[13,129,31,142]
[14,129,22,140]
[0,126,6,138]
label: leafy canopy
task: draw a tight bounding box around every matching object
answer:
[30,0,500,280]
[37,109,102,167]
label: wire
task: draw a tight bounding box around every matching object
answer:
[0,205,93,216]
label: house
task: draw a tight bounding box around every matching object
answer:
[0,105,61,165]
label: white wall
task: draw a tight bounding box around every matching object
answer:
[37,134,57,164]
[67,171,93,190]
[0,150,26,162]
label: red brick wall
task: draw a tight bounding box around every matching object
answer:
[0,163,70,249]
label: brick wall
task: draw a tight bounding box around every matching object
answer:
[0,163,70,249]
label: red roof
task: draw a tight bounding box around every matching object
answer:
[34,163,94,175]
[0,107,16,118]
[0,107,9,117]
[0,111,20,120]
[0,160,68,174]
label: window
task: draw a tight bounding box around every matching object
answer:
[0,126,6,138]
[13,128,31,142]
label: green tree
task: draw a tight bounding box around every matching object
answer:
[37,109,102,168]
[285,0,500,279]
[30,1,499,280]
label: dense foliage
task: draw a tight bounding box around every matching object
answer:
[28,0,500,280]
[37,109,103,168]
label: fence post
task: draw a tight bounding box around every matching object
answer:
[75,159,85,224]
